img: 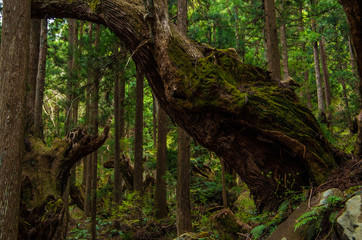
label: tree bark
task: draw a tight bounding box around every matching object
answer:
[311,21,326,122]
[264,0,281,80]
[155,107,168,219]
[90,24,101,240]
[27,19,41,131]
[0,1,30,239]
[19,126,109,240]
[134,65,144,194]
[84,22,93,217]
[31,0,339,211]
[33,19,48,139]
[113,44,126,205]
[176,0,192,235]
[319,35,332,124]
[176,127,192,235]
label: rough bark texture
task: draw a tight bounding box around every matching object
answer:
[27,19,41,131]
[0,0,30,239]
[280,22,289,80]
[312,38,326,120]
[155,107,168,219]
[31,0,339,211]
[33,19,48,138]
[176,127,192,235]
[176,0,192,235]
[264,0,281,80]
[19,126,109,240]
[319,36,332,123]
[90,24,101,240]
[134,65,144,193]
[113,50,123,205]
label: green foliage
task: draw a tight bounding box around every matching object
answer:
[294,196,344,233]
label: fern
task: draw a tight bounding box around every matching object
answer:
[294,209,319,231]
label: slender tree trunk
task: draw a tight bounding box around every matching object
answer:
[84,23,93,217]
[27,19,41,131]
[134,65,144,193]
[90,24,101,240]
[33,19,48,139]
[280,24,289,79]
[155,107,168,219]
[153,96,158,148]
[319,35,332,124]
[312,39,326,121]
[176,127,192,235]
[264,0,281,80]
[298,2,312,109]
[176,0,192,235]
[0,0,30,239]
[311,14,326,122]
[221,159,228,208]
[113,46,125,205]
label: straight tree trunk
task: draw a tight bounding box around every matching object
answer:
[319,35,332,124]
[84,23,93,217]
[221,159,228,208]
[134,66,144,194]
[311,12,326,121]
[176,127,192,235]
[65,18,78,132]
[153,96,158,148]
[312,39,326,121]
[280,24,289,80]
[26,19,41,131]
[0,0,30,239]
[113,46,126,205]
[90,24,101,240]
[33,19,48,139]
[176,0,192,235]
[264,0,281,80]
[155,107,168,219]
[298,2,312,109]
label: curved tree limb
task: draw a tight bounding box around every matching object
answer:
[31,0,338,211]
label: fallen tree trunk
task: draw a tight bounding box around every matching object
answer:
[19,126,109,240]
[31,0,339,211]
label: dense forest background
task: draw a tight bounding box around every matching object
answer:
[0,0,361,239]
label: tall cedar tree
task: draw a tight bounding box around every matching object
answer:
[0,0,30,239]
[84,23,93,217]
[33,19,48,139]
[134,65,144,193]
[319,35,332,123]
[114,45,126,205]
[27,19,41,130]
[264,0,281,79]
[90,24,101,240]
[155,107,168,218]
[176,0,192,235]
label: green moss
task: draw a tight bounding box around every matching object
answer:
[168,37,336,184]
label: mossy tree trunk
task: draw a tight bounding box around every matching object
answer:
[31,0,340,211]
[19,126,109,240]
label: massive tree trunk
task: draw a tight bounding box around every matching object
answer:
[19,126,109,240]
[32,0,339,211]
[0,0,30,239]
